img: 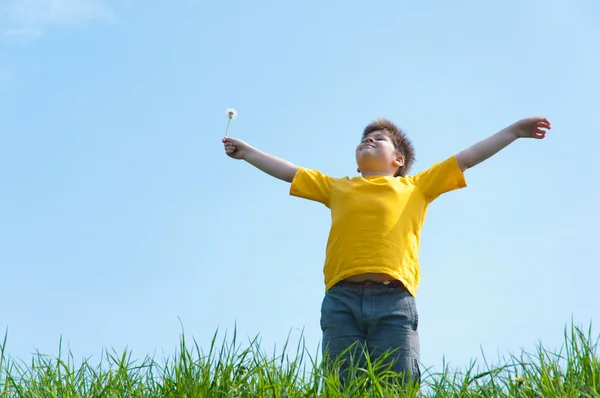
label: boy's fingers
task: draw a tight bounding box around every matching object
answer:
[536,117,551,127]
[536,121,550,129]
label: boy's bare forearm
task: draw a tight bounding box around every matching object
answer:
[244,146,298,183]
[456,126,518,171]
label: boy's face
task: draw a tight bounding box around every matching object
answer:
[355,130,404,176]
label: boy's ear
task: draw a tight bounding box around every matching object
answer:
[357,167,361,173]
[393,156,405,168]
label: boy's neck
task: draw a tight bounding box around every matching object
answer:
[360,170,395,178]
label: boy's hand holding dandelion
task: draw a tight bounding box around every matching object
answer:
[221,108,298,182]
[223,137,250,160]
[222,108,250,159]
[221,108,249,159]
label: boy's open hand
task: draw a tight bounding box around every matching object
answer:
[223,137,250,160]
[513,117,552,139]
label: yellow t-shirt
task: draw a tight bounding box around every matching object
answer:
[289,155,467,296]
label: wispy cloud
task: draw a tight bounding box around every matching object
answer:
[2,0,112,40]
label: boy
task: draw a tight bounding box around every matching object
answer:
[222,116,551,385]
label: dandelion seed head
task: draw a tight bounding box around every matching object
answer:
[225,108,237,120]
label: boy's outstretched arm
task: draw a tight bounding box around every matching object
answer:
[456,117,551,172]
[223,137,298,182]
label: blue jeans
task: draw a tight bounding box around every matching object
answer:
[320,280,420,385]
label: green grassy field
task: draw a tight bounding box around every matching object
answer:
[1,322,598,397]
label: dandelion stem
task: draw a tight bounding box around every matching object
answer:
[225,118,232,137]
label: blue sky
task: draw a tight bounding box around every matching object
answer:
[1,0,599,375]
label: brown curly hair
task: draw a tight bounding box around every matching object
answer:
[362,118,415,177]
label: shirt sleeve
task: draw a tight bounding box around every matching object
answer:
[289,167,333,206]
[410,155,467,202]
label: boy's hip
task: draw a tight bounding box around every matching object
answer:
[322,280,418,330]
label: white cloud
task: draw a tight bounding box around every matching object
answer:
[2,0,112,40]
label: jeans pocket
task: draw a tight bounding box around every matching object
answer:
[409,296,419,331]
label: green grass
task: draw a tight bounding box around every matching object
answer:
[1,322,598,397]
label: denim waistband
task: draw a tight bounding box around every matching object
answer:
[333,279,406,289]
